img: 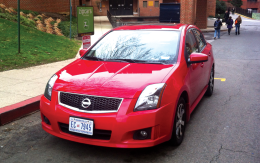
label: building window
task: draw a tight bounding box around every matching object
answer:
[155,1,159,7]
[143,1,147,8]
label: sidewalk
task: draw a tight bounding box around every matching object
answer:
[0,17,224,125]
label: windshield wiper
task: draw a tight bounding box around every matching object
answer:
[106,59,136,63]
[137,61,166,64]
[83,56,103,61]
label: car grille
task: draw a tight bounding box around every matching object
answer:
[58,123,111,140]
[59,92,123,113]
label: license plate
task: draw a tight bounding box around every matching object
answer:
[69,117,94,135]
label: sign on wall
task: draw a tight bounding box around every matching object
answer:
[77,6,94,37]
[148,1,154,6]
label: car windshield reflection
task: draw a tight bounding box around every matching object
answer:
[83,30,180,64]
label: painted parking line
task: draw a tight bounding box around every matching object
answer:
[214,78,226,81]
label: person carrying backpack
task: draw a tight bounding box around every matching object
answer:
[214,17,222,39]
[226,16,233,35]
[235,16,242,35]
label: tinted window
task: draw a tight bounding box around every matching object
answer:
[185,29,199,60]
[192,29,206,51]
[84,30,180,64]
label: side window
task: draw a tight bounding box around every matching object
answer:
[192,29,206,51]
[185,29,199,61]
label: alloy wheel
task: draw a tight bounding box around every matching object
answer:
[176,103,185,139]
[209,68,214,92]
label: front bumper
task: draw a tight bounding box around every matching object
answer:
[40,91,176,148]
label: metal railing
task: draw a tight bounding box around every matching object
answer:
[107,10,127,28]
[236,8,253,18]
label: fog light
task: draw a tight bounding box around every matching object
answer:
[43,115,51,125]
[140,131,148,138]
[133,128,152,140]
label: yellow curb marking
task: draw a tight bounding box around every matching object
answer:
[214,78,226,81]
[235,13,254,20]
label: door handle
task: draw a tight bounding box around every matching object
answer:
[201,63,204,67]
[208,52,211,56]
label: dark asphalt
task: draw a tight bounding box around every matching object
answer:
[1,18,260,163]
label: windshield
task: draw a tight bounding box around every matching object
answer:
[83,30,180,64]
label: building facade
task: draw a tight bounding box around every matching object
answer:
[221,0,260,12]
[241,0,260,12]
[0,0,216,29]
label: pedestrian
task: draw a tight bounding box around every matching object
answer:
[224,10,229,23]
[232,8,235,15]
[226,16,233,35]
[214,17,222,39]
[235,16,242,35]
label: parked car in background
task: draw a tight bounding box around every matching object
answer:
[40,24,214,148]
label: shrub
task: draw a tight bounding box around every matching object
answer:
[215,13,225,20]
[216,0,226,15]
[230,0,243,8]
[20,15,36,28]
[58,16,77,38]
[37,15,42,21]
[0,13,17,21]
[0,12,35,28]
[14,9,39,16]
[50,20,56,25]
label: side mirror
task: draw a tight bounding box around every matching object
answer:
[188,53,208,64]
[79,49,88,57]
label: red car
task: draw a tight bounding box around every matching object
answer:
[40,24,214,148]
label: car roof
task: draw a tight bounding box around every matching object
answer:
[113,23,186,31]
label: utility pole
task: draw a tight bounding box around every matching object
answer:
[70,0,72,40]
[17,0,20,53]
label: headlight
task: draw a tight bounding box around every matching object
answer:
[134,83,166,111]
[44,74,58,101]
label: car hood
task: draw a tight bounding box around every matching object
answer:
[54,59,174,98]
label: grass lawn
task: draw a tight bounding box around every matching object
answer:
[0,18,81,72]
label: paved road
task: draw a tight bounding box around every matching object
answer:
[1,16,260,163]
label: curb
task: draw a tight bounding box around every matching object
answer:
[0,95,42,126]
[235,13,254,20]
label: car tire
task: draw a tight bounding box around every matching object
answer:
[169,97,186,146]
[205,66,214,96]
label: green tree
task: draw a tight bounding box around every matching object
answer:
[230,0,243,8]
[216,0,226,15]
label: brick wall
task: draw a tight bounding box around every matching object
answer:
[196,0,207,28]
[241,0,260,10]
[163,0,180,3]
[133,0,138,13]
[246,1,260,9]
[207,0,216,17]
[180,0,196,25]
[90,1,109,16]
[0,0,70,14]
[139,0,163,16]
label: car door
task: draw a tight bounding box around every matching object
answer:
[192,29,212,87]
[185,28,205,106]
